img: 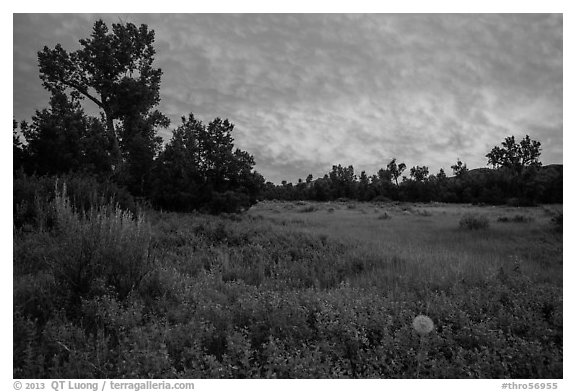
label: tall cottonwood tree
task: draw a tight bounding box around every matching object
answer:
[37,19,168,172]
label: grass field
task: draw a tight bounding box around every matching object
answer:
[14,196,563,378]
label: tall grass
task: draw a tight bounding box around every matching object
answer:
[14,199,563,378]
[50,182,152,299]
[14,182,153,377]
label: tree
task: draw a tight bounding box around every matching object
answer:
[19,92,114,176]
[117,111,168,195]
[357,171,370,201]
[437,168,447,182]
[486,135,542,175]
[409,166,429,182]
[451,158,468,178]
[152,114,263,212]
[37,19,167,166]
[328,164,355,198]
[387,158,406,186]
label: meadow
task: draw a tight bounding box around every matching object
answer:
[13,191,563,378]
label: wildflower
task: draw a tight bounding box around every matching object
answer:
[413,315,434,335]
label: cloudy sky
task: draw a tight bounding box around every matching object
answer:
[13,13,562,183]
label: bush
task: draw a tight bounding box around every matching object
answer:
[414,209,432,217]
[497,215,533,223]
[28,182,152,302]
[299,205,316,213]
[459,213,490,230]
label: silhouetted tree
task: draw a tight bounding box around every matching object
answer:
[451,158,468,178]
[38,19,167,168]
[437,168,447,182]
[409,165,429,182]
[152,114,263,212]
[485,135,543,205]
[19,92,114,176]
[387,158,406,186]
[486,135,541,175]
[328,164,356,198]
[117,112,167,195]
[357,171,370,201]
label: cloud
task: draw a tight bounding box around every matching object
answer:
[13,13,562,183]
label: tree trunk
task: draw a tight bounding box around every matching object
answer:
[104,108,122,169]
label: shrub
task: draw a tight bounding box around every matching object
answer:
[414,209,432,217]
[459,213,490,230]
[299,205,316,213]
[497,215,533,223]
[49,182,152,301]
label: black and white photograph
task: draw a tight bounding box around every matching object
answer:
[11,8,565,384]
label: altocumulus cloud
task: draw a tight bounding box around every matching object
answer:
[13,13,562,183]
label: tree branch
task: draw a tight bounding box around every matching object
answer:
[61,80,103,108]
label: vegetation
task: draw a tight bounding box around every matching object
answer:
[13,19,561,212]
[37,19,167,168]
[13,18,563,379]
[262,157,561,206]
[14,189,562,378]
[459,213,490,230]
[15,19,264,214]
[150,115,264,213]
[497,215,534,223]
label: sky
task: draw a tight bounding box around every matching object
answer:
[13,13,563,184]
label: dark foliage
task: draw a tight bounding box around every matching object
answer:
[17,93,114,176]
[263,163,562,206]
[37,20,167,165]
[17,19,264,215]
[150,115,264,213]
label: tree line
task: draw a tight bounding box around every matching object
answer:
[13,20,562,213]
[263,136,562,206]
